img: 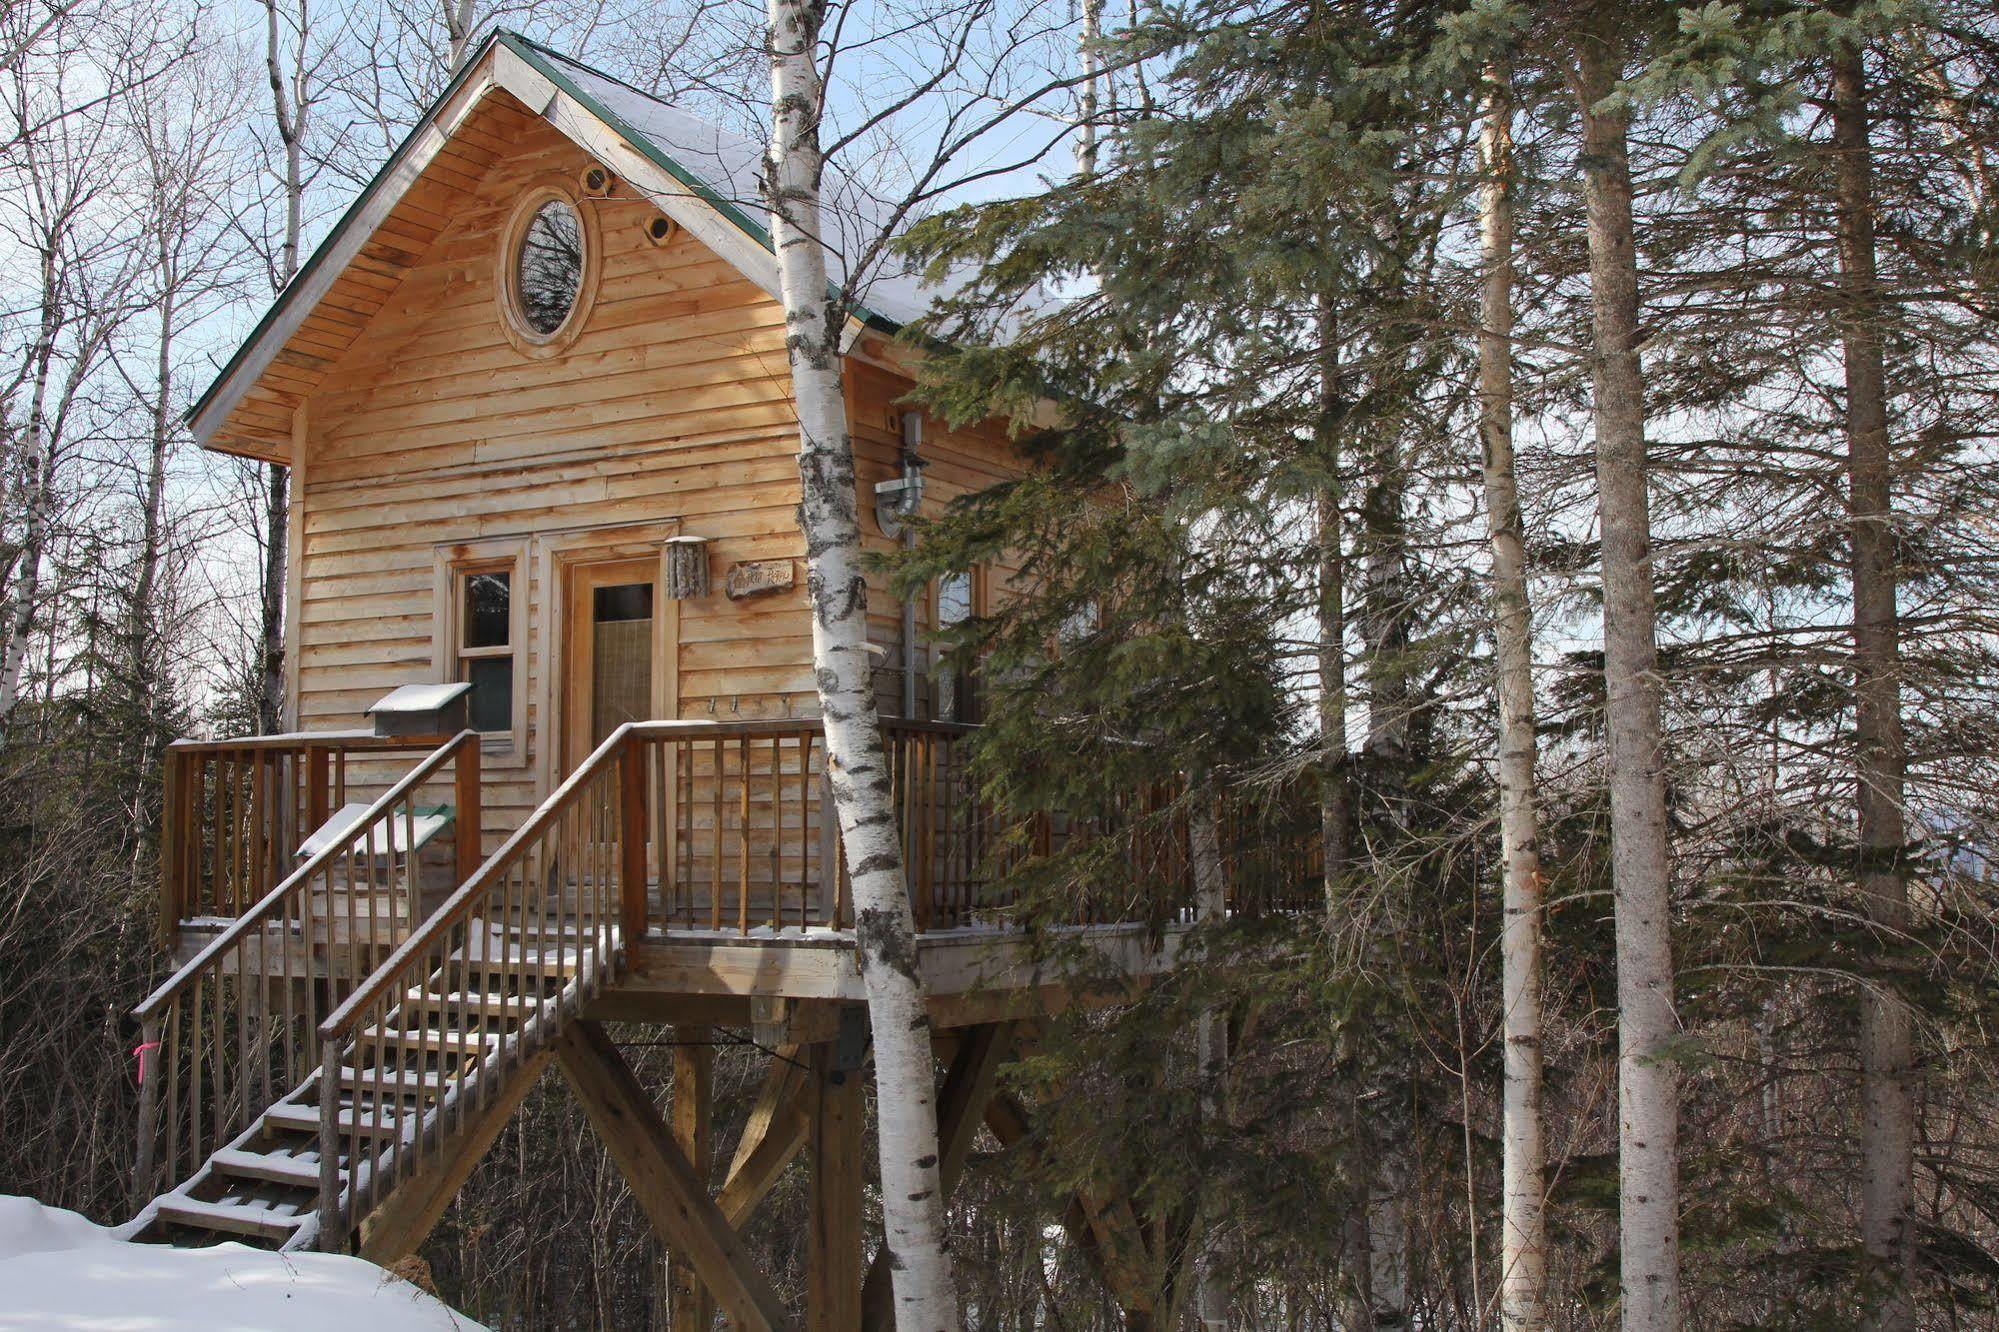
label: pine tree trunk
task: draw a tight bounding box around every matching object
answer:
[1832,44,1914,1332]
[1358,316,1411,1332]
[1191,788,1228,1331]
[1316,301,1349,911]
[764,1,960,1325]
[1479,59,1547,1332]
[1573,34,1681,1332]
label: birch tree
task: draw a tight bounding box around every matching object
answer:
[1564,18,1681,1330]
[763,0,961,1322]
[1477,52,1547,1332]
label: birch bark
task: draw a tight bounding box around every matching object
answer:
[0,243,60,746]
[1831,44,1914,1332]
[764,0,960,1324]
[1478,58,1547,1332]
[1573,33,1681,1332]
[258,0,305,734]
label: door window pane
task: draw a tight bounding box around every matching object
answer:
[594,581,654,624]
[466,657,513,733]
[463,572,511,648]
[591,583,653,744]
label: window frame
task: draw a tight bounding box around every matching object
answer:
[495,176,601,359]
[433,538,530,764]
[931,564,985,723]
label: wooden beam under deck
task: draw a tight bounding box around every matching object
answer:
[609,923,1188,1028]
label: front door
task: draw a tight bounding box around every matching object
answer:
[563,557,660,775]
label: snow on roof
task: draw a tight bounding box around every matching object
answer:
[0,1195,487,1331]
[527,39,967,332]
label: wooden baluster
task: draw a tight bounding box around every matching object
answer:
[456,736,482,889]
[795,733,809,932]
[768,736,781,932]
[677,741,691,928]
[710,739,723,931]
[621,737,648,946]
[738,735,751,935]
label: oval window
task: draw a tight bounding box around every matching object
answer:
[514,198,584,337]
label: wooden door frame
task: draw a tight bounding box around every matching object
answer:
[534,520,682,802]
[562,555,663,774]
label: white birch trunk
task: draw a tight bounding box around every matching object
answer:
[1574,35,1681,1332]
[259,0,303,735]
[1479,59,1547,1332]
[1075,0,1102,178]
[1832,45,1914,1332]
[0,245,60,746]
[764,1,961,1325]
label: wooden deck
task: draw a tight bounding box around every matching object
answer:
[130,715,1305,1295]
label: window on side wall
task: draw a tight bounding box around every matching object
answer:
[435,540,528,760]
[935,566,981,722]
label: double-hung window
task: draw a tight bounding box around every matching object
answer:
[435,539,527,757]
[457,566,515,734]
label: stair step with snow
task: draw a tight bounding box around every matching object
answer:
[340,1064,452,1094]
[210,1147,334,1189]
[404,987,537,1018]
[154,1195,309,1243]
[266,1102,408,1140]
[363,1024,502,1056]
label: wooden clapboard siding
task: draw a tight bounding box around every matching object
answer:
[211,93,547,459]
[228,75,1042,861]
[291,111,812,843]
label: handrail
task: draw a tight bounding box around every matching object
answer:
[165,731,455,754]
[135,731,480,1022]
[318,721,634,1043]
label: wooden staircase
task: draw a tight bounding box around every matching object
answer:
[130,920,595,1250]
[128,728,630,1252]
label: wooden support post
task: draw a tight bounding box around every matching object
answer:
[454,736,482,887]
[159,750,185,946]
[807,1042,864,1332]
[307,745,332,828]
[671,1025,715,1332]
[986,1091,1157,1320]
[860,1023,1014,1331]
[360,1047,554,1263]
[620,738,649,943]
[556,1021,791,1332]
[719,1045,811,1226]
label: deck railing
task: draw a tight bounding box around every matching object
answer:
[132,733,481,1202]
[159,731,468,941]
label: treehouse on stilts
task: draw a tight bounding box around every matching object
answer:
[121,32,1311,1328]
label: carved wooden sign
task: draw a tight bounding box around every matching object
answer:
[726,559,795,600]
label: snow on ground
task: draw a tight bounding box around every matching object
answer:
[0,1196,486,1331]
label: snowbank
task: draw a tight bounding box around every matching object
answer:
[0,1195,486,1331]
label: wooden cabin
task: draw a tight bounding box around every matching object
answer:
[123,31,1251,1331]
